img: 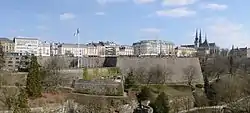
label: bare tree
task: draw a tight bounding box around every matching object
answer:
[227,98,250,113]
[0,77,19,110]
[41,56,66,93]
[183,65,196,87]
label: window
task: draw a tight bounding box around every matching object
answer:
[8,61,13,63]
[16,61,20,63]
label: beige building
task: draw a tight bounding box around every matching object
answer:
[117,45,134,56]
[38,41,50,56]
[58,43,87,57]
[0,38,15,53]
[175,46,197,57]
[133,40,175,56]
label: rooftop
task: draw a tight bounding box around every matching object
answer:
[59,43,87,48]
[14,37,38,40]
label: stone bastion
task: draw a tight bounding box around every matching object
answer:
[38,56,203,84]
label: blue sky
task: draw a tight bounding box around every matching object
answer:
[0,0,249,48]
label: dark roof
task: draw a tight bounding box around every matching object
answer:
[209,43,216,47]
[200,39,209,48]
[181,44,195,48]
[14,37,38,40]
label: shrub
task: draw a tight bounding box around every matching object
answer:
[137,86,154,102]
[150,92,170,113]
[83,68,91,80]
[195,84,204,88]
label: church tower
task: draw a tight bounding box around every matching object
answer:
[194,29,198,48]
[198,29,202,47]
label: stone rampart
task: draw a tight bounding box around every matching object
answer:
[39,56,203,84]
[117,57,203,84]
[74,79,124,96]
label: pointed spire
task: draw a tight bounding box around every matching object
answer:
[194,29,198,47]
[198,29,202,46]
[205,33,207,41]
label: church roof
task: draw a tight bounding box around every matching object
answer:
[181,44,195,48]
[209,43,216,47]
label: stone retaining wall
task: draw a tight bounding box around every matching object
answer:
[40,57,203,84]
[74,79,124,96]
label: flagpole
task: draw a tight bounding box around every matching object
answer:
[77,31,80,68]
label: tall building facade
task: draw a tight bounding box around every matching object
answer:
[38,41,50,56]
[118,45,134,56]
[133,40,175,56]
[58,43,87,57]
[14,37,39,56]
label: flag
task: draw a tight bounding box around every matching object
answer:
[74,28,80,36]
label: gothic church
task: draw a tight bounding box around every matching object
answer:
[181,29,219,56]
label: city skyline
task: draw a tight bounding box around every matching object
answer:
[0,0,249,48]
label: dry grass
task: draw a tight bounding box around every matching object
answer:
[28,93,66,108]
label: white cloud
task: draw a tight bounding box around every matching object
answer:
[140,28,161,33]
[156,7,196,17]
[134,0,155,4]
[204,18,249,48]
[162,0,198,6]
[96,0,127,5]
[95,12,106,16]
[204,3,228,10]
[60,13,76,20]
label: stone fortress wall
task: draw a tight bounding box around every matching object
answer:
[117,57,203,84]
[38,56,203,84]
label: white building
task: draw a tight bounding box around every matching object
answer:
[14,37,39,56]
[38,41,50,56]
[133,40,175,56]
[58,43,87,57]
[104,41,119,56]
[50,43,60,56]
[175,46,197,57]
[118,45,134,56]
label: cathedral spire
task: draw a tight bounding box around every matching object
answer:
[194,29,198,47]
[198,29,202,46]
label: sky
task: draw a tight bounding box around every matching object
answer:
[0,0,249,48]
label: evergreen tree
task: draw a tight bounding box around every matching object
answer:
[150,92,170,113]
[13,88,31,113]
[124,69,137,89]
[137,86,154,102]
[0,45,5,69]
[26,55,42,98]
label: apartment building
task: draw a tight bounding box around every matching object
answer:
[2,52,22,71]
[58,43,87,57]
[86,42,104,57]
[133,40,175,56]
[14,37,39,56]
[104,41,119,56]
[118,45,134,56]
[38,41,50,56]
[50,42,60,56]
[0,38,15,53]
[175,46,197,57]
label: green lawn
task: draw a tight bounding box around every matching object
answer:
[83,67,121,80]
